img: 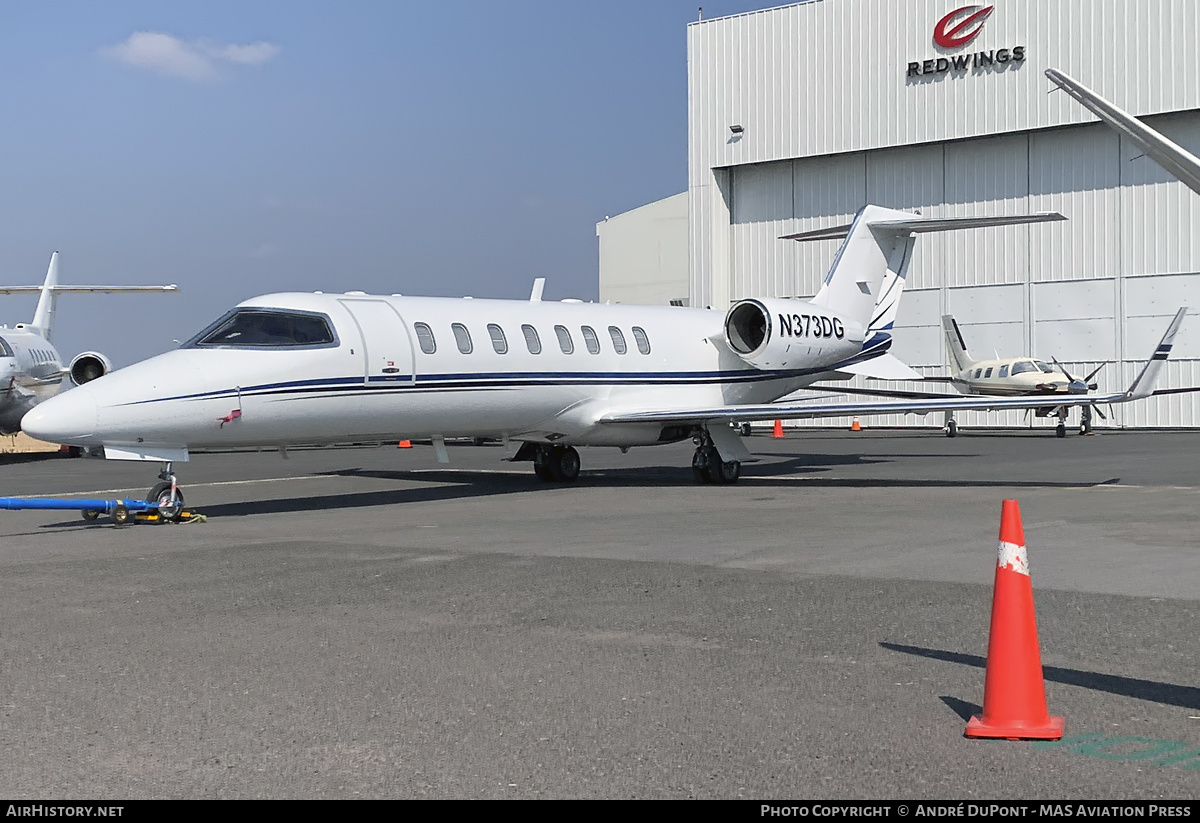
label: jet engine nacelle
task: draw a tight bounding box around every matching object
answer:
[69,351,113,386]
[723,298,864,370]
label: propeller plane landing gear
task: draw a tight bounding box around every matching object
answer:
[1079,404,1095,436]
[691,431,741,484]
[533,444,580,483]
[147,462,185,521]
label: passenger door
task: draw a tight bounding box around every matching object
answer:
[338,299,416,386]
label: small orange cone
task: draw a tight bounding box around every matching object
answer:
[772,420,784,439]
[850,417,861,432]
[397,439,412,448]
[965,499,1064,740]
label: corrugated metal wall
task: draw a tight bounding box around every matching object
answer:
[688,0,1200,428]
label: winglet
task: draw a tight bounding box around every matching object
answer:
[1125,308,1187,400]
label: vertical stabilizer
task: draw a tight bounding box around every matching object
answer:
[30,252,60,342]
[807,205,921,328]
[942,315,976,371]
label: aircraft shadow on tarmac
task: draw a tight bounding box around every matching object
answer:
[881,642,1200,711]
[27,462,1123,527]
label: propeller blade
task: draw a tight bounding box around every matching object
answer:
[1084,363,1105,383]
[1052,356,1078,383]
[1092,403,1107,420]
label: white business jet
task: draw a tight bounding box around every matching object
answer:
[22,206,1184,518]
[0,252,177,436]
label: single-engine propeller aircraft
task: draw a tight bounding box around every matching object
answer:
[936,314,1109,438]
[0,252,177,436]
[22,206,1186,519]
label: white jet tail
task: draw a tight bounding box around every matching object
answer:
[0,252,178,343]
[1046,69,1200,195]
[783,206,1067,333]
[941,314,977,371]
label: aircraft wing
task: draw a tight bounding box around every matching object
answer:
[599,308,1187,426]
[1045,68,1200,194]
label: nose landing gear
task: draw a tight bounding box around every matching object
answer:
[147,462,185,521]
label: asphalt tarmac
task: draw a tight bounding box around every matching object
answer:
[0,428,1197,799]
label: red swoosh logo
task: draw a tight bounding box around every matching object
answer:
[933,5,994,49]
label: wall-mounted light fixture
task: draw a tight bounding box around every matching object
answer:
[729,124,745,135]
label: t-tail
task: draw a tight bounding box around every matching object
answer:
[781,206,1067,377]
[0,252,179,343]
[941,314,977,372]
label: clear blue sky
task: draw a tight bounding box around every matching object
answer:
[0,0,771,367]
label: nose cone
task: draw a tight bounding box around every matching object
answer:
[22,387,98,444]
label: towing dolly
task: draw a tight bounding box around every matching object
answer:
[0,497,203,525]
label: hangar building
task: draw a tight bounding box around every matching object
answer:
[599,0,1200,428]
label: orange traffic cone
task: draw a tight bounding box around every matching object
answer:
[965,499,1064,740]
[397,440,412,448]
[772,420,784,439]
[850,417,861,432]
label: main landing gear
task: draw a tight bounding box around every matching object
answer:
[691,430,741,485]
[1079,405,1094,436]
[533,444,581,483]
[146,462,185,521]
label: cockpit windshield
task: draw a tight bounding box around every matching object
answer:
[1011,361,1036,375]
[0,336,11,357]
[184,309,337,349]
[1034,360,1054,373]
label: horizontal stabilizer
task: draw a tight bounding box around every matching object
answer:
[781,212,1065,242]
[833,353,922,381]
[0,285,179,294]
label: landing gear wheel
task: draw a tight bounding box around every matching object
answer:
[714,458,741,484]
[148,481,185,521]
[1079,422,1090,436]
[533,447,555,481]
[738,422,751,437]
[945,420,957,438]
[1055,423,1067,438]
[550,446,580,483]
[111,505,130,526]
[81,509,100,521]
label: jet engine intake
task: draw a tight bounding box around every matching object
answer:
[69,352,113,386]
[724,298,860,370]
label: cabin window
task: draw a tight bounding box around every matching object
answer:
[999,365,1009,378]
[452,323,473,354]
[0,337,11,357]
[554,325,574,354]
[974,368,983,379]
[632,326,650,355]
[581,325,600,354]
[186,309,337,349]
[608,326,627,355]
[984,367,993,378]
[488,323,508,354]
[413,323,436,354]
[1011,361,1035,375]
[521,324,542,355]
